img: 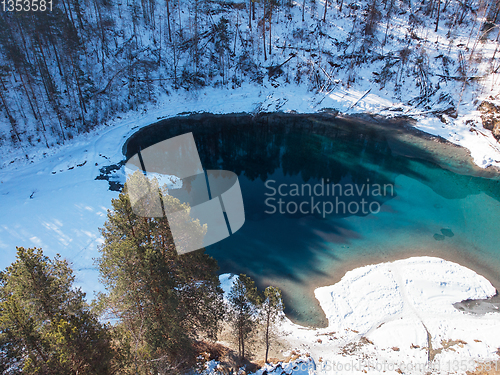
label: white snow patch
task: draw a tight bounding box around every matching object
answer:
[217,257,500,374]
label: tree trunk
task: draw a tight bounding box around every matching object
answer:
[35,40,67,141]
[323,0,328,21]
[194,0,199,71]
[166,0,172,41]
[18,72,38,122]
[172,39,178,87]
[178,0,182,29]
[14,17,32,66]
[435,0,441,32]
[241,331,245,359]
[269,5,272,56]
[263,0,267,61]
[265,310,270,363]
[249,0,252,28]
[492,29,500,60]
[93,0,107,72]
[0,84,23,146]
[159,13,163,66]
[492,2,499,22]
[61,0,78,32]
[50,38,64,77]
[72,63,87,115]
[429,0,435,18]
[23,71,50,147]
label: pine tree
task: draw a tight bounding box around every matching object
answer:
[228,274,259,360]
[0,247,116,375]
[97,173,224,373]
[260,286,284,363]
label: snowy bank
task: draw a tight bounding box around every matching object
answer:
[2,0,500,172]
[218,257,500,374]
[3,84,500,171]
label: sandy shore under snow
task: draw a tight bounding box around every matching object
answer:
[220,256,500,375]
[255,243,500,329]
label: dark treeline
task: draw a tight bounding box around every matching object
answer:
[0,0,500,151]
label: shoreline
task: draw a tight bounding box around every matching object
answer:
[218,255,500,371]
[277,256,500,374]
[281,244,500,328]
[2,107,500,328]
[123,111,500,331]
[123,112,500,180]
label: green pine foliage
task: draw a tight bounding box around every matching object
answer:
[227,274,285,363]
[0,247,116,375]
[96,174,225,373]
[227,274,260,360]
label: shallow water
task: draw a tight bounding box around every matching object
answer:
[125,113,500,327]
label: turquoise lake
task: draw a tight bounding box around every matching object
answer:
[125,113,500,327]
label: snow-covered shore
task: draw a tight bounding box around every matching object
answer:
[217,257,500,375]
[2,0,500,173]
[2,83,500,170]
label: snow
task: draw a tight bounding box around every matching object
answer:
[4,81,500,170]
[214,257,500,375]
[251,357,316,375]
[199,357,316,375]
[124,165,183,190]
[0,0,499,372]
[2,0,500,170]
[219,273,239,297]
[0,88,499,372]
[314,257,496,334]
[414,113,500,168]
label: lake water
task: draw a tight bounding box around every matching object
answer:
[125,113,500,327]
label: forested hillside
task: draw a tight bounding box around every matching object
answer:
[0,0,499,154]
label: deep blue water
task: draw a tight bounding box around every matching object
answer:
[125,113,500,326]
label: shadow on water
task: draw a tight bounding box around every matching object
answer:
[124,113,500,326]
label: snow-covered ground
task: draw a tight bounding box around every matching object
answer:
[3,0,500,170]
[3,82,500,170]
[216,257,500,375]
